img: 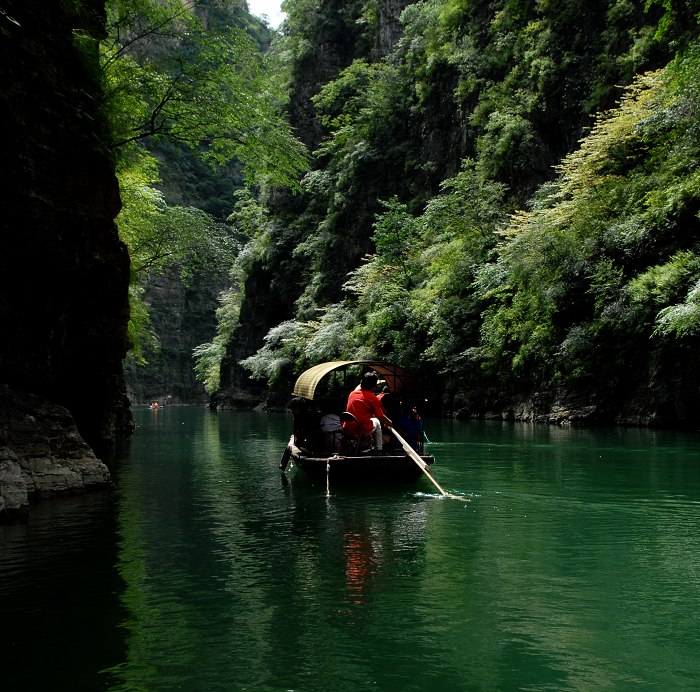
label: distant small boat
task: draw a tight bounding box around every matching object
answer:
[280,360,435,485]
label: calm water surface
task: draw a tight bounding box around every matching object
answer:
[2,408,700,690]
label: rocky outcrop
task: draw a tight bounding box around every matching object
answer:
[0,387,111,520]
[376,0,413,56]
[217,5,366,406]
[218,2,421,408]
[287,0,367,150]
[451,387,607,425]
[450,367,700,428]
[0,0,131,517]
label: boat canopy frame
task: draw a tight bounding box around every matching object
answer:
[291,360,420,401]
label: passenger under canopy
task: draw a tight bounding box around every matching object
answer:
[283,360,435,483]
[292,360,419,400]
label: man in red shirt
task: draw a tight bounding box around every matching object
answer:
[343,371,393,451]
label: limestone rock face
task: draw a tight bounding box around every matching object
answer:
[0,386,111,520]
[124,270,224,406]
[377,0,413,56]
[218,2,419,408]
[286,0,366,151]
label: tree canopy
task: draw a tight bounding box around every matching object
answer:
[102,0,307,189]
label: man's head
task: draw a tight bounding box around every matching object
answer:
[360,371,378,391]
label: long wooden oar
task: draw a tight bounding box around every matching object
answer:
[279,435,294,470]
[390,428,469,501]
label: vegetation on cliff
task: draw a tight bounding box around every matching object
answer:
[203,0,700,423]
[95,0,307,398]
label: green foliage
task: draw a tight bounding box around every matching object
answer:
[102,0,308,189]
[291,54,423,310]
[344,259,415,360]
[413,164,510,371]
[125,284,157,366]
[655,280,700,337]
[473,45,700,387]
[115,149,240,357]
[239,319,307,385]
[227,189,269,239]
[303,303,361,362]
[398,0,700,196]
[627,251,700,308]
[281,0,368,66]
[239,304,361,387]
[243,158,508,386]
[117,158,239,281]
[148,138,245,222]
[193,289,242,393]
[334,162,509,375]
[211,0,700,408]
[226,191,275,280]
[193,191,274,390]
[371,197,417,279]
[99,0,309,365]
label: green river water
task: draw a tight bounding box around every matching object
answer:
[2,407,700,690]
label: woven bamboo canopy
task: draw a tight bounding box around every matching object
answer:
[291,360,419,400]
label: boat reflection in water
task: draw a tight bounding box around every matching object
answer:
[282,467,430,619]
[272,477,435,687]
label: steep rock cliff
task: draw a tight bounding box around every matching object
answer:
[217,2,369,406]
[376,0,412,57]
[125,269,225,406]
[0,0,131,518]
[217,1,419,407]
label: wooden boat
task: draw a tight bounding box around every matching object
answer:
[280,360,435,484]
[282,436,435,484]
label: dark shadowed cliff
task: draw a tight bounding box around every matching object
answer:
[0,0,132,518]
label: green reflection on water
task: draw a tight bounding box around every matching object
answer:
[105,410,700,691]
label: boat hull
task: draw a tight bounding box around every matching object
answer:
[288,443,434,484]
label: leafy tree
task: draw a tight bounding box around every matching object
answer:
[102,0,308,188]
[655,279,700,337]
[411,163,509,372]
[117,154,239,281]
[237,303,362,389]
[115,146,239,364]
[99,0,308,362]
